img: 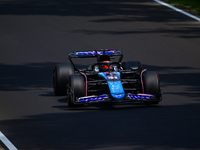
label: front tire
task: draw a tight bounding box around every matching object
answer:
[142,71,161,104]
[68,75,85,107]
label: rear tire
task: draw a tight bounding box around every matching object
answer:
[122,61,143,73]
[142,71,161,104]
[68,75,85,107]
[53,64,74,96]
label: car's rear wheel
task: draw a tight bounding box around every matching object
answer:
[122,61,143,73]
[68,75,85,107]
[142,71,161,104]
[53,64,74,96]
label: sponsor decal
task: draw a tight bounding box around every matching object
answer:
[76,50,115,56]
[78,95,107,102]
[128,93,154,100]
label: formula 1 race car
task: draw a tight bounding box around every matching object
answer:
[53,49,162,107]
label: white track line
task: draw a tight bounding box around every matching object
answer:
[0,131,18,150]
[154,0,200,22]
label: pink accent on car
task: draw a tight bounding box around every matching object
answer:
[80,72,87,96]
[140,69,147,93]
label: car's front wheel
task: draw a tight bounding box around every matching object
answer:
[142,71,162,104]
[68,75,85,107]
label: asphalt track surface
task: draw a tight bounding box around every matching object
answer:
[0,0,200,149]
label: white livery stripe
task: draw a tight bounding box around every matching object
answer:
[0,131,18,150]
[154,0,200,22]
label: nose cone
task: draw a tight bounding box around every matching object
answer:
[107,81,125,100]
[111,93,125,100]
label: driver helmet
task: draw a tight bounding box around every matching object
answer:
[99,55,112,70]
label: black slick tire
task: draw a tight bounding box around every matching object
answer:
[53,64,74,96]
[142,71,161,104]
[68,75,85,107]
[122,61,143,72]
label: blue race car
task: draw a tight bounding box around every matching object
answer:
[53,49,162,107]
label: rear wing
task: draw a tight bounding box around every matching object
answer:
[68,49,123,70]
[68,49,122,58]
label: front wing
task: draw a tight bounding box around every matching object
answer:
[75,93,161,104]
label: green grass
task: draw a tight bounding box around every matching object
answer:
[162,0,200,16]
